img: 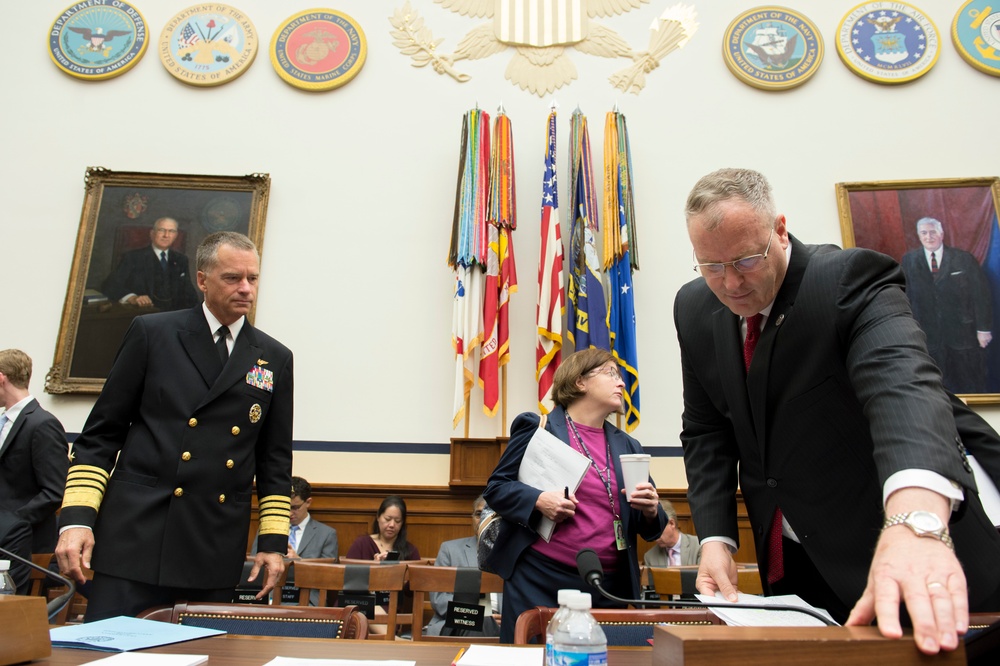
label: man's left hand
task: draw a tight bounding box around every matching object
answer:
[978,331,992,348]
[846,491,967,655]
[248,551,286,600]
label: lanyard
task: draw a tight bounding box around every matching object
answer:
[565,414,620,522]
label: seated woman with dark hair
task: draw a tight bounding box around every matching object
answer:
[346,495,420,561]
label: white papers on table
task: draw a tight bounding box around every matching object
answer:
[82,654,208,665]
[50,616,224,652]
[455,645,545,665]
[264,657,417,666]
[517,426,590,541]
[969,454,1000,526]
[694,592,838,627]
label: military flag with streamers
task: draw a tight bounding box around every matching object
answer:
[449,108,491,430]
[479,111,517,420]
[603,111,640,431]
[566,109,609,352]
[536,111,564,414]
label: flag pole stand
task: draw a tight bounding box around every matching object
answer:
[501,366,508,437]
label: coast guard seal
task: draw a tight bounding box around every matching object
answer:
[952,0,1000,77]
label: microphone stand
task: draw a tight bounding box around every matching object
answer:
[576,549,836,626]
[0,546,77,622]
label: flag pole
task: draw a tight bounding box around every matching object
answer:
[464,395,471,439]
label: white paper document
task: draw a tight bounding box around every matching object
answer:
[517,426,590,541]
[264,657,417,666]
[695,592,838,627]
[82,654,208,666]
[456,645,545,666]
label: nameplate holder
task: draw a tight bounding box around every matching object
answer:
[339,592,377,620]
[445,600,485,632]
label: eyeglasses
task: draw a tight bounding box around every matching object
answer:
[587,366,622,381]
[693,230,774,277]
[290,503,305,512]
[472,510,483,517]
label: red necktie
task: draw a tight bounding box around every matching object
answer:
[744,314,784,584]
[930,252,938,273]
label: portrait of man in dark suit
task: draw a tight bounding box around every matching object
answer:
[676,168,1000,656]
[56,231,293,621]
[101,216,201,311]
[901,217,993,393]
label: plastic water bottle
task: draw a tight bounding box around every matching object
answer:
[551,592,607,666]
[546,589,581,666]
[0,561,15,595]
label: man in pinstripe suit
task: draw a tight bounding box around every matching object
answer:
[674,168,1000,656]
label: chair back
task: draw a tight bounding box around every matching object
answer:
[514,606,723,646]
[406,564,504,642]
[292,561,407,640]
[137,601,367,639]
[27,553,53,597]
[646,565,764,597]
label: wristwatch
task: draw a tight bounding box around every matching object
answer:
[882,511,954,550]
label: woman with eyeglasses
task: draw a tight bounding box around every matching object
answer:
[483,348,667,643]
[346,495,420,562]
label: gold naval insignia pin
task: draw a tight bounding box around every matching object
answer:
[249,404,262,423]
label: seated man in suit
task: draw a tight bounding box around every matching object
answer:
[643,500,701,567]
[251,476,337,605]
[424,495,500,638]
[0,349,69,553]
[101,217,200,311]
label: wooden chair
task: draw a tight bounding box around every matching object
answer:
[514,606,723,646]
[293,561,407,640]
[406,564,504,642]
[137,601,367,639]
[43,565,94,624]
[646,566,764,597]
[27,553,54,597]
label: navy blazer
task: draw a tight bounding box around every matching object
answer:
[483,405,666,600]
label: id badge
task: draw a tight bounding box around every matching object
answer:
[614,519,627,550]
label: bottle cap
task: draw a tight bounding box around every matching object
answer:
[557,589,578,605]
[0,560,9,571]
[567,593,592,610]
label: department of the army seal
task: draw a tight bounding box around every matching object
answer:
[836,1,940,84]
[952,0,1000,77]
[723,6,824,91]
[48,1,149,81]
[159,4,258,87]
[270,9,367,92]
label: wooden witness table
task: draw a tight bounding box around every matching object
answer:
[38,635,653,665]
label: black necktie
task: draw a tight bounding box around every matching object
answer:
[930,252,939,273]
[216,326,229,365]
[160,251,168,271]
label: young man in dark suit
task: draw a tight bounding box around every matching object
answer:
[675,168,1000,656]
[0,349,68,553]
[56,231,294,621]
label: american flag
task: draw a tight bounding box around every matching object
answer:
[179,23,200,47]
[536,111,564,413]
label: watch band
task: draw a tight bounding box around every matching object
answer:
[882,512,954,550]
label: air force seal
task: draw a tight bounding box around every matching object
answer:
[49,1,148,81]
[836,2,940,84]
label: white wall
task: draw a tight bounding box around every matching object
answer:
[5,1,999,486]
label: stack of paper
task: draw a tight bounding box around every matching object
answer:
[50,616,224,652]
[455,645,545,665]
[84,655,208,665]
[694,592,837,627]
[517,427,590,541]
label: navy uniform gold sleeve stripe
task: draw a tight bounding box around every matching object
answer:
[258,494,291,536]
[62,464,110,512]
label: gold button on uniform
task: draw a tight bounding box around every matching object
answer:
[226,459,234,469]
[231,426,240,436]
[181,452,191,461]
[174,488,184,497]
[188,418,198,427]
[218,494,226,503]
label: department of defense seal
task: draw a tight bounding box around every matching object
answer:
[270,9,367,92]
[836,1,940,84]
[723,6,824,90]
[48,1,149,81]
[159,4,258,87]
[952,0,1000,77]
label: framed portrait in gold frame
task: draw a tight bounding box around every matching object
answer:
[46,167,270,395]
[836,177,1000,403]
